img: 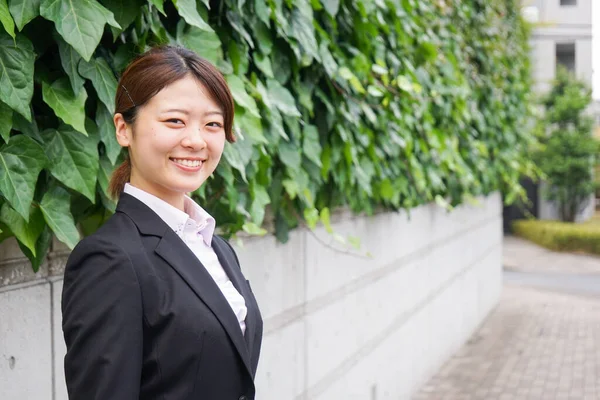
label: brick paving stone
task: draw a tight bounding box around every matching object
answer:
[412,237,600,400]
[413,285,600,400]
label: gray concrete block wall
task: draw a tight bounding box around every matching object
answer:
[0,193,503,400]
[1,283,53,400]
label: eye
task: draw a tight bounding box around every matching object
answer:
[206,122,223,129]
[165,118,184,125]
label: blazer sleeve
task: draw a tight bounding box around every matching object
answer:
[61,236,143,400]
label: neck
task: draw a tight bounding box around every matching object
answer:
[127,180,186,212]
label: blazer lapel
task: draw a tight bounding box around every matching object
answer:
[155,230,253,377]
[211,237,257,358]
[116,194,254,378]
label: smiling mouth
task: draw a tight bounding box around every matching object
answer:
[170,158,203,168]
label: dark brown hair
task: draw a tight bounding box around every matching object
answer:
[108,45,236,199]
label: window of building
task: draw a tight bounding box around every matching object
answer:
[555,43,576,72]
[560,0,577,5]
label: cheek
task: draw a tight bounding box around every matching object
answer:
[207,134,226,155]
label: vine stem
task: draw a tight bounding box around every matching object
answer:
[288,203,373,260]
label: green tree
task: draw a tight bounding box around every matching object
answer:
[536,67,598,222]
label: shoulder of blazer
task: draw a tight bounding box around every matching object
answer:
[66,213,138,266]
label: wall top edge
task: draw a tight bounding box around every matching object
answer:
[0,193,501,289]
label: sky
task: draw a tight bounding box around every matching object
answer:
[594,1,599,99]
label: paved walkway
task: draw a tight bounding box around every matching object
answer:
[413,236,600,400]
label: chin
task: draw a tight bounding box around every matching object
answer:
[169,179,206,194]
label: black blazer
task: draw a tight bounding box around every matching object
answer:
[62,193,263,400]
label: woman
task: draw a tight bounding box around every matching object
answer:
[61,46,263,400]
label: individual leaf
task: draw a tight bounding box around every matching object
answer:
[236,109,267,144]
[318,42,337,77]
[379,179,394,201]
[172,0,213,32]
[226,11,253,48]
[242,221,267,236]
[278,140,301,171]
[55,35,85,96]
[267,79,300,117]
[302,124,322,166]
[252,20,272,55]
[8,0,40,31]
[100,0,143,33]
[282,179,299,199]
[18,224,51,272]
[39,185,80,249]
[96,103,121,165]
[178,25,222,65]
[12,111,42,142]
[303,207,318,229]
[226,74,260,117]
[254,0,270,26]
[98,154,116,212]
[249,184,270,225]
[0,99,12,142]
[78,57,117,112]
[319,207,332,233]
[227,40,249,75]
[0,0,15,38]
[222,135,254,181]
[40,0,121,61]
[148,0,165,15]
[0,203,44,256]
[322,0,339,17]
[42,126,99,201]
[0,32,34,120]
[339,66,365,93]
[253,52,274,78]
[0,135,46,220]
[145,5,171,44]
[289,7,318,62]
[42,78,88,135]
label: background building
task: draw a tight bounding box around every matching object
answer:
[527,0,593,92]
[523,0,595,221]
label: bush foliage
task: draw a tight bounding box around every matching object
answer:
[513,219,600,256]
[0,0,535,270]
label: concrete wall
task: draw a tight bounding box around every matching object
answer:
[0,193,503,400]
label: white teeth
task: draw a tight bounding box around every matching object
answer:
[173,158,201,167]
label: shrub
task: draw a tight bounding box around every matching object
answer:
[513,219,600,255]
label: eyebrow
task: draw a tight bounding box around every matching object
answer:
[161,108,224,117]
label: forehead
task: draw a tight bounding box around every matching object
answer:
[147,75,221,111]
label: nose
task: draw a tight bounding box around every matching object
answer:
[181,128,207,150]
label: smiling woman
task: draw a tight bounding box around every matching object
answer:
[61,46,263,400]
[109,45,235,208]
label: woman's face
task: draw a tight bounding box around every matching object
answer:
[115,75,226,210]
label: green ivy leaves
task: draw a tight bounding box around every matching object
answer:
[40,0,120,61]
[0,135,46,220]
[0,32,34,120]
[42,78,88,134]
[78,57,117,112]
[172,0,212,32]
[42,126,99,201]
[0,0,536,269]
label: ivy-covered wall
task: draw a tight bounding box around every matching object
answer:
[0,0,535,270]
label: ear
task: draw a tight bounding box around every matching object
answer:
[114,113,132,147]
